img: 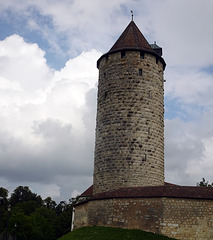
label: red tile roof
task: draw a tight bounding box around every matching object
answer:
[97,20,166,70]
[109,21,153,53]
[80,183,213,200]
[80,185,93,197]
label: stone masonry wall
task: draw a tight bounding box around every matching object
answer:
[161,198,213,240]
[93,51,165,194]
[74,197,213,240]
[74,201,89,229]
[87,198,163,234]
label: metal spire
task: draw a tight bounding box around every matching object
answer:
[131,10,133,21]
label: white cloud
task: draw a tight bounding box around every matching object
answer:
[146,0,213,67]
[34,184,61,199]
[165,118,203,185]
[165,109,213,186]
[1,0,213,201]
[1,0,213,67]
[71,189,80,198]
[0,34,52,103]
[0,34,99,201]
[165,67,213,106]
[0,0,135,58]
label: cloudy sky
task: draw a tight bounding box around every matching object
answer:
[0,0,213,202]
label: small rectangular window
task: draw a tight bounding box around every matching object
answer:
[140,51,144,59]
[104,91,108,100]
[142,154,147,162]
[147,127,150,134]
[139,68,143,76]
[121,50,125,58]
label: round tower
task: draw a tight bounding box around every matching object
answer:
[93,20,166,195]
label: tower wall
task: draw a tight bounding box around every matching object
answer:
[75,197,213,240]
[93,50,165,194]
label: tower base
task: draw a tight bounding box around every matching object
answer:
[74,184,213,240]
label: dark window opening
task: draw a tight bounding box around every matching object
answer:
[142,154,147,162]
[104,92,108,100]
[121,50,125,58]
[139,68,143,76]
[140,51,144,59]
[147,127,150,134]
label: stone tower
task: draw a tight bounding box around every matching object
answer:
[93,20,166,195]
[75,20,213,240]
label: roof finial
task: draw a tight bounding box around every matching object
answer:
[131,10,133,21]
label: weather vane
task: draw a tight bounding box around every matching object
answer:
[131,10,134,21]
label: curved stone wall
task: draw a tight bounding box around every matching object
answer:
[93,50,165,194]
[75,197,213,240]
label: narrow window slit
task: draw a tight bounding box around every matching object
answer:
[140,51,144,59]
[121,50,125,58]
[104,92,108,99]
[147,127,150,134]
[142,154,147,162]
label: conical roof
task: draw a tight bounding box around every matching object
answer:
[97,20,166,69]
[109,20,153,53]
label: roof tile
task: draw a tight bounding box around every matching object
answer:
[81,183,213,200]
[109,21,153,53]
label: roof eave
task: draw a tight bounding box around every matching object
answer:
[97,48,166,70]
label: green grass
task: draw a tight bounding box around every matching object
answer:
[57,226,176,240]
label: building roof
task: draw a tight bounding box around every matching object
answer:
[150,42,162,50]
[109,20,154,53]
[80,185,93,197]
[80,183,213,200]
[97,20,166,69]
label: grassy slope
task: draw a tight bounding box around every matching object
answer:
[58,226,176,240]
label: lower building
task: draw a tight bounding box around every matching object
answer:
[74,183,213,240]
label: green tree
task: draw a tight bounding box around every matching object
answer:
[55,201,72,238]
[0,187,9,210]
[1,185,73,240]
[43,196,57,210]
[197,178,213,187]
[35,207,57,229]
[9,209,55,240]
[0,187,8,198]
[10,186,42,207]
[13,200,42,215]
[30,211,55,240]
[0,187,9,236]
[9,210,32,240]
